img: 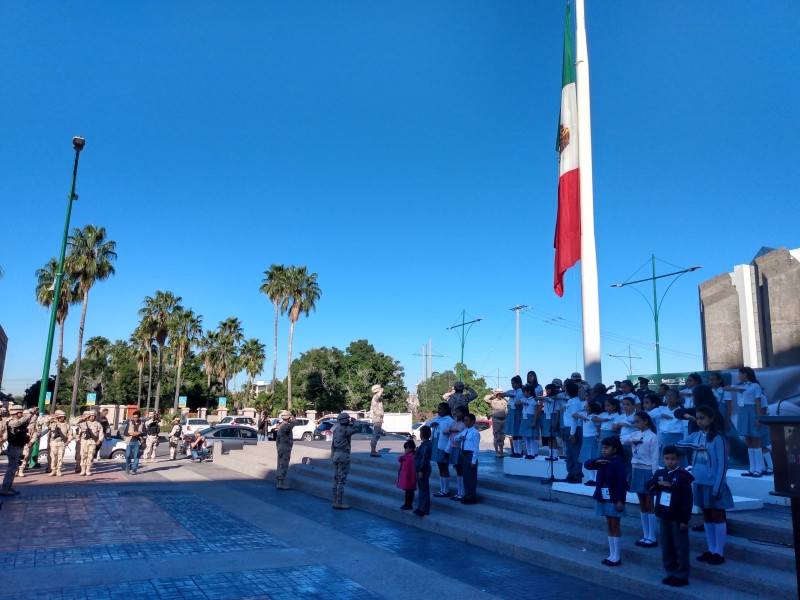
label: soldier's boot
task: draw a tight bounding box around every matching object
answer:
[276,479,290,490]
[0,485,15,496]
[369,448,381,458]
[333,486,351,510]
[48,469,57,477]
[55,470,63,477]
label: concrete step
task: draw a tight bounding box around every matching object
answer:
[289,458,794,575]
[282,463,791,600]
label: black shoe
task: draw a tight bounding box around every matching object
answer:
[708,553,725,565]
[662,576,676,585]
[460,496,477,505]
[640,540,658,548]
[697,551,713,562]
[412,509,421,515]
[433,491,449,498]
[635,538,647,547]
[450,494,463,501]
[400,504,413,510]
[566,477,583,484]
[415,511,428,517]
[510,453,522,458]
[524,455,536,460]
[762,469,774,476]
[669,578,689,587]
[601,558,621,567]
[545,456,557,461]
[584,480,597,487]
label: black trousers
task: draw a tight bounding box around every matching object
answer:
[459,451,478,500]
[660,518,690,581]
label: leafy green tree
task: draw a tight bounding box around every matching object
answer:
[416,363,491,418]
[281,266,321,410]
[138,291,183,413]
[169,308,203,411]
[66,224,117,417]
[217,317,244,395]
[35,257,79,413]
[342,340,407,412]
[241,337,266,406]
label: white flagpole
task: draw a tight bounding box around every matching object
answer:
[574,0,602,384]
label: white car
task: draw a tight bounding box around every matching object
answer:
[217,416,256,427]
[180,418,210,437]
[289,418,316,442]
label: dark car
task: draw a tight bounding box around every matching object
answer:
[182,425,258,458]
[312,419,406,442]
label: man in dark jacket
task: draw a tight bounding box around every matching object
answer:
[646,445,695,587]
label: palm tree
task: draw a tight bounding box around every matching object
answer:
[35,258,78,413]
[170,308,203,411]
[260,264,288,394]
[241,338,266,405]
[197,330,217,391]
[67,225,117,417]
[281,266,321,410]
[216,317,244,396]
[84,335,111,398]
[130,327,150,407]
[138,291,183,413]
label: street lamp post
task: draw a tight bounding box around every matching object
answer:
[509,305,528,376]
[446,310,482,382]
[36,137,85,422]
[611,255,700,377]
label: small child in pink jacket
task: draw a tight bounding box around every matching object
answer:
[397,440,418,510]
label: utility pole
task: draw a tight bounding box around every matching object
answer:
[446,310,482,381]
[414,343,444,382]
[509,305,528,375]
[607,345,641,377]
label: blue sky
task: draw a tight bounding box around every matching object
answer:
[2,1,798,396]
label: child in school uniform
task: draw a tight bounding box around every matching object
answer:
[539,383,562,461]
[497,375,524,457]
[677,405,733,565]
[455,413,481,504]
[519,384,541,459]
[592,397,621,442]
[614,397,638,486]
[414,425,433,516]
[579,400,603,486]
[561,379,584,483]
[443,406,467,500]
[659,390,685,463]
[643,393,672,436]
[585,436,628,566]
[397,440,417,510]
[646,445,695,588]
[622,412,661,548]
[427,402,455,497]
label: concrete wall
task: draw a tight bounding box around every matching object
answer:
[700,273,745,370]
[754,248,800,367]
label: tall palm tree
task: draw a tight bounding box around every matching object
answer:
[138,291,183,413]
[215,317,244,396]
[84,335,111,398]
[67,225,117,417]
[170,308,203,411]
[241,338,266,405]
[281,266,321,410]
[197,330,217,391]
[130,327,150,408]
[35,257,78,412]
[260,264,288,394]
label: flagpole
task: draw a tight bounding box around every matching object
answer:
[574,0,602,384]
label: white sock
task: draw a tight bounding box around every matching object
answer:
[704,523,717,552]
[764,449,773,469]
[524,438,535,455]
[747,448,757,472]
[514,439,523,454]
[714,522,727,556]
[457,476,464,496]
[606,536,614,560]
[754,448,764,472]
[529,439,539,455]
[442,477,450,493]
[648,514,658,542]
[611,536,621,561]
[640,513,649,540]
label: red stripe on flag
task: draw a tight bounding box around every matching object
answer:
[553,168,581,297]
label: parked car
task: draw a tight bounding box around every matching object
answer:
[182,425,258,458]
[37,429,170,463]
[411,422,426,440]
[180,418,210,437]
[266,417,281,440]
[475,419,492,433]
[312,420,406,442]
[217,416,256,427]
[290,418,316,441]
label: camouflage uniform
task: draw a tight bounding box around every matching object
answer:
[168,421,182,460]
[368,385,384,456]
[275,415,295,489]
[47,412,71,476]
[488,394,508,457]
[443,384,477,414]
[17,412,40,477]
[331,415,358,509]
[72,413,104,476]
[143,417,161,462]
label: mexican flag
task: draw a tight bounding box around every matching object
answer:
[553,2,580,297]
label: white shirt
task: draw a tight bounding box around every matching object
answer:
[596,412,620,435]
[679,388,694,409]
[711,386,731,409]
[736,381,763,407]
[562,397,584,434]
[615,392,638,406]
[426,415,454,452]
[646,406,670,434]
[456,426,481,463]
[579,411,600,437]
[521,391,540,417]
[542,396,562,417]
[505,388,524,411]
[659,405,684,434]
[617,411,636,433]
[621,428,660,473]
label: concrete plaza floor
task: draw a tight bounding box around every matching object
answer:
[0,453,636,600]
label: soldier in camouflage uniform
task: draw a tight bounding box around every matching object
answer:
[443,381,477,414]
[368,384,384,457]
[275,410,295,490]
[17,407,40,477]
[331,412,358,510]
[46,410,71,476]
[71,411,105,476]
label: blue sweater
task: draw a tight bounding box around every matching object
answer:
[414,440,432,472]
[676,431,728,497]
[585,455,628,503]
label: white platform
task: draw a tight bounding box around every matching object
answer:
[503,457,768,510]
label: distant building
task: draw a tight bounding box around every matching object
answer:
[0,325,7,391]
[699,247,800,370]
[254,380,270,396]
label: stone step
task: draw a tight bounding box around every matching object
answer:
[289,458,794,574]
[283,463,792,600]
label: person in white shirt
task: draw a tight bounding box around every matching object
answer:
[519,384,541,459]
[539,383,563,461]
[724,367,768,477]
[455,413,481,504]
[708,372,732,432]
[426,402,456,497]
[622,412,660,547]
[497,376,524,457]
[561,380,585,483]
[578,400,604,486]
[615,380,640,409]
[660,390,687,467]
[642,393,673,437]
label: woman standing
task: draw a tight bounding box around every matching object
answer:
[725,367,767,477]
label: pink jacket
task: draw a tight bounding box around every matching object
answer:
[396,452,417,491]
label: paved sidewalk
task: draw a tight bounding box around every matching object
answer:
[0,454,635,600]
